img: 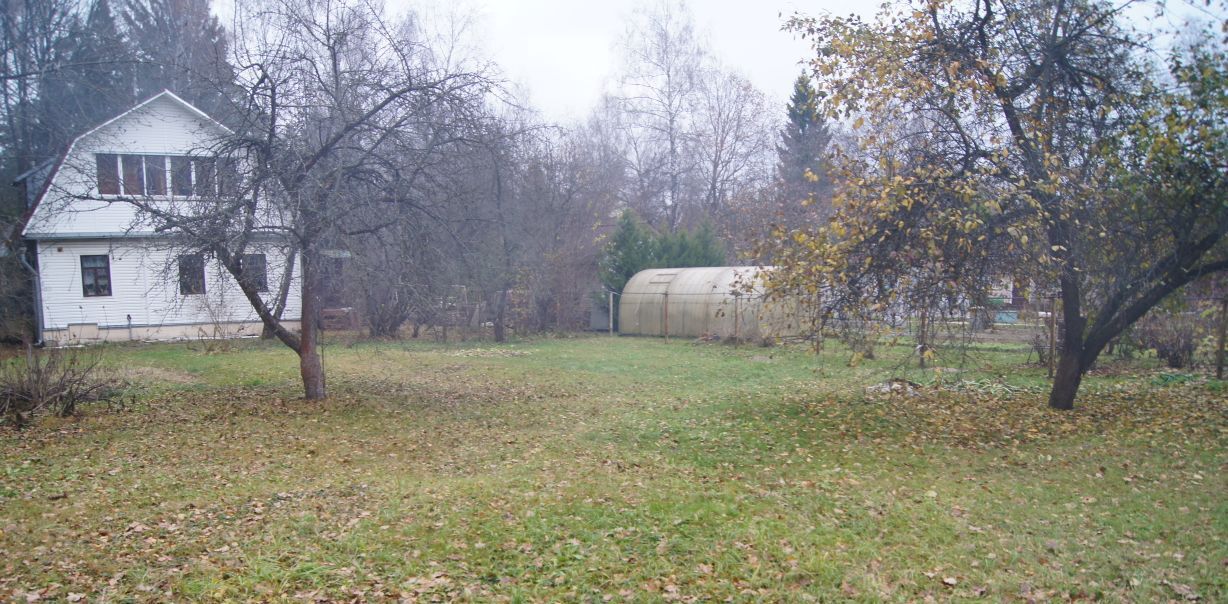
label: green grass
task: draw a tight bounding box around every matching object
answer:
[2,335,1224,602]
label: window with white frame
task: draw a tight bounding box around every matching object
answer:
[96,153,234,197]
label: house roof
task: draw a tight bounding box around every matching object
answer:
[11,90,232,243]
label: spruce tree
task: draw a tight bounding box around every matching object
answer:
[57,0,135,133]
[599,210,659,297]
[775,73,833,222]
[121,0,236,119]
[598,210,727,329]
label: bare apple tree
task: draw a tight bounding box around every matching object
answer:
[120,0,495,399]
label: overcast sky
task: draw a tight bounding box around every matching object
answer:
[222,0,1224,123]
[458,0,860,122]
[444,0,1222,123]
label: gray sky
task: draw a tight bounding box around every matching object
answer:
[443,0,1222,122]
[460,0,862,122]
[241,0,1223,123]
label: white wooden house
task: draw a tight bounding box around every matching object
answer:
[12,91,300,345]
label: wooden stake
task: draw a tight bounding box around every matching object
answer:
[1216,298,1227,380]
[663,292,670,343]
[608,291,614,336]
[1048,296,1058,379]
[733,295,740,342]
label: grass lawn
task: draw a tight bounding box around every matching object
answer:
[2,335,1225,602]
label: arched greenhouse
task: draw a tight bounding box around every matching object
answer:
[617,266,803,340]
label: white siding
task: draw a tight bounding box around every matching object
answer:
[37,239,302,339]
[23,93,231,237]
[21,92,304,341]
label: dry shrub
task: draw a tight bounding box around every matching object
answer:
[0,346,122,428]
[1134,311,1204,369]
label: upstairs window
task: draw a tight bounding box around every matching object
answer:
[81,255,112,297]
[95,153,232,197]
[121,155,144,195]
[145,155,167,195]
[195,157,216,197]
[218,157,240,197]
[238,253,268,292]
[172,156,194,196]
[178,254,206,295]
[96,154,120,195]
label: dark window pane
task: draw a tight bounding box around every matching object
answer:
[121,154,144,195]
[218,157,240,197]
[81,255,111,297]
[239,253,268,292]
[172,156,193,196]
[145,155,166,195]
[194,157,216,196]
[178,254,206,295]
[96,154,119,195]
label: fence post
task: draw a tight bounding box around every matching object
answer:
[1217,297,1227,380]
[608,291,614,336]
[1048,295,1058,379]
[663,291,670,343]
[733,295,740,342]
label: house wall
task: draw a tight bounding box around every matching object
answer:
[23,94,287,240]
[23,95,232,237]
[18,92,304,345]
[37,239,302,345]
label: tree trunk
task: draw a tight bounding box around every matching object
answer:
[299,249,326,400]
[1048,350,1083,410]
[493,289,508,343]
[1048,293,1086,410]
[263,245,298,339]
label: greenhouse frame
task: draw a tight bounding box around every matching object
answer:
[617,266,802,340]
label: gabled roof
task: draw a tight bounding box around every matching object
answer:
[72,89,233,143]
[12,90,232,242]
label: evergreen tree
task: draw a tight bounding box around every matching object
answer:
[685,222,725,267]
[599,210,659,296]
[599,210,727,329]
[775,73,833,222]
[600,210,726,294]
[47,0,135,136]
[121,0,235,119]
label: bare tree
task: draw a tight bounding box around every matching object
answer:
[693,70,774,229]
[115,0,494,399]
[616,0,705,232]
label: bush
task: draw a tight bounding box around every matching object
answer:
[1134,311,1202,369]
[0,346,121,429]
